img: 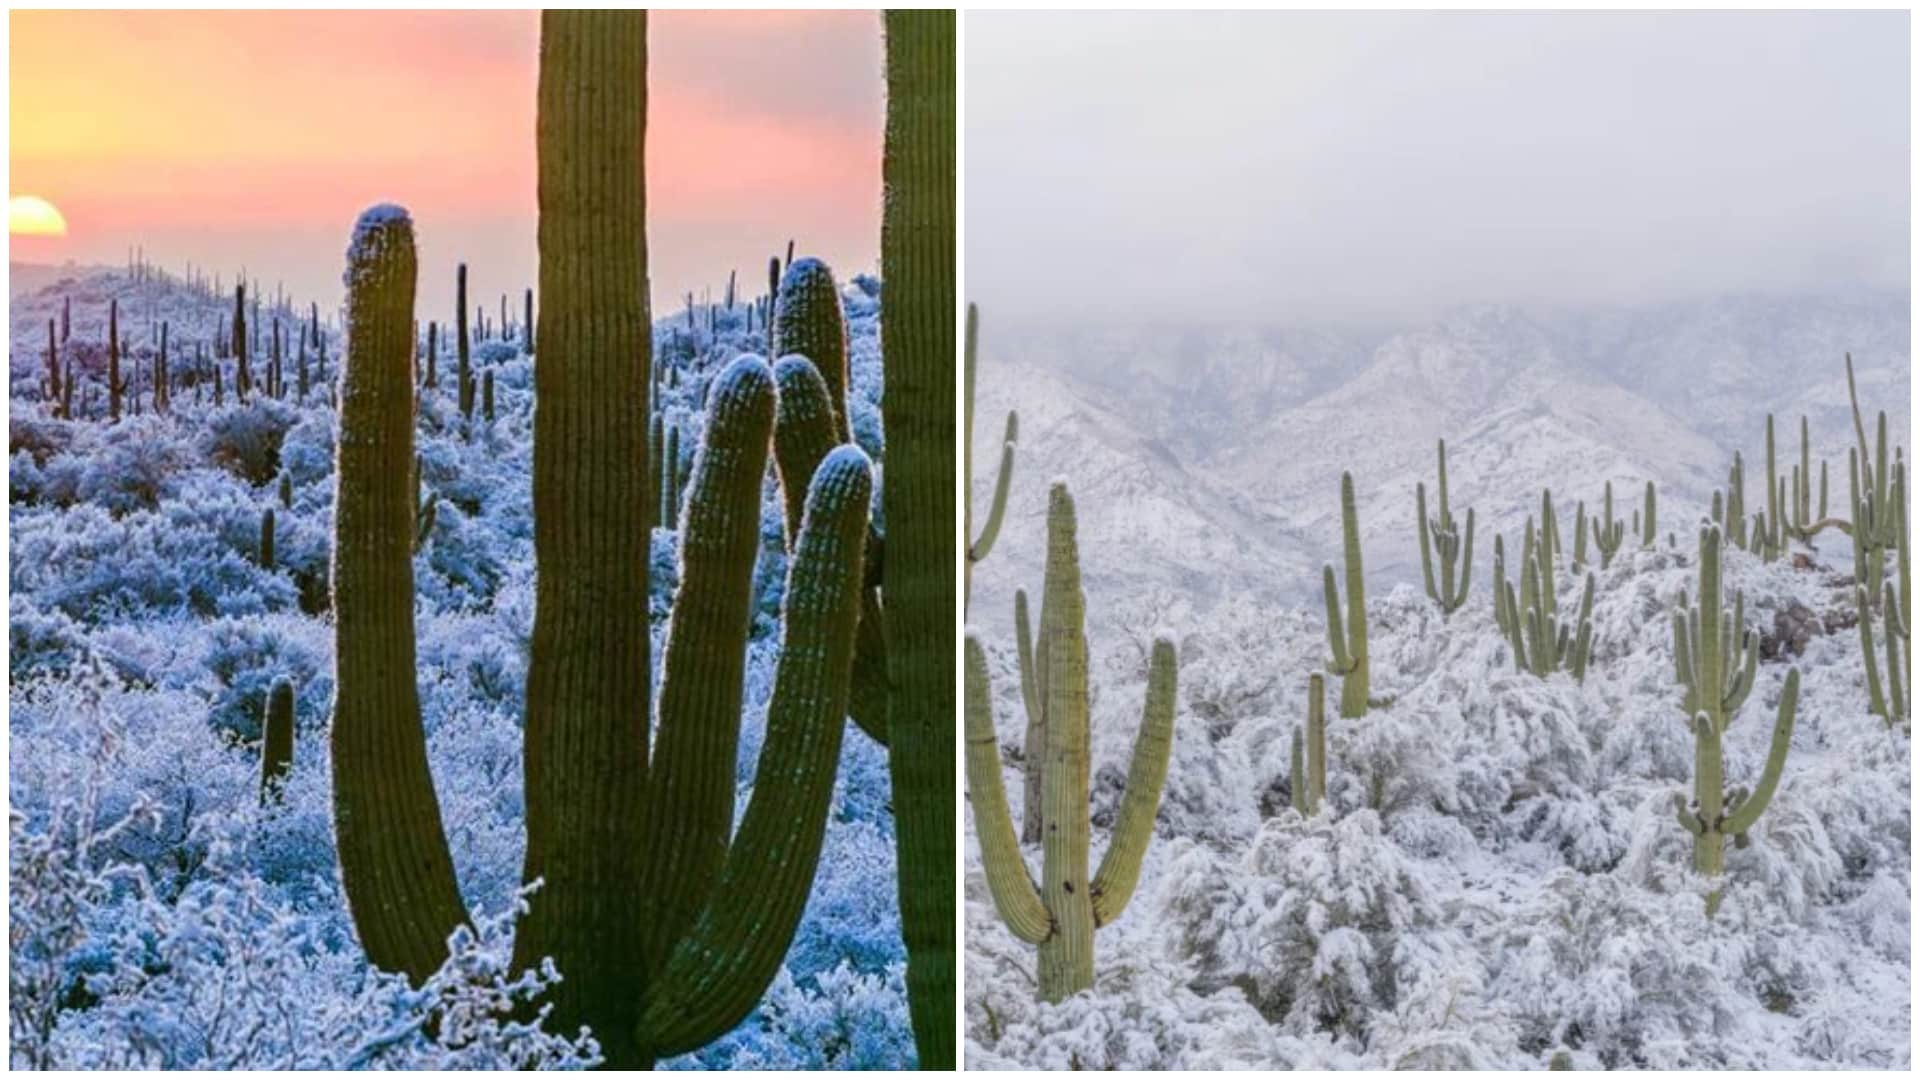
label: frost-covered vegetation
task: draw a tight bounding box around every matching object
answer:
[965,334,1910,1069]
[8,261,912,1068]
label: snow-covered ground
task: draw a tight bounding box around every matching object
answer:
[964,298,1911,1069]
[9,263,912,1068]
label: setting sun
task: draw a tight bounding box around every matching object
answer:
[9,195,67,236]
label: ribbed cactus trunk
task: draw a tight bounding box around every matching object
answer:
[881,9,957,1066]
[1323,471,1370,717]
[513,12,654,1067]
[1037,485,1095,999]
[330,205,469,985]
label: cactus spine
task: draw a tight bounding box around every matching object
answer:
[1322,471,1371,717]
[1290,673,1327,816]
[881,10,958,1062]
[966,303,1016,607]
[260,677,294,803]
[965,483,1178,1003]
[1416,439,1474,615]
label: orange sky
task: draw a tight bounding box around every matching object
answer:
[10,9,883,319]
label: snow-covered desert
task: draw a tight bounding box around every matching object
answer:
[962,296,1911,1069]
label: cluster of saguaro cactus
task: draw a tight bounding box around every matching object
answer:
[1769,413,1835,544]
[1323,472,1372,717]
[967,303,1016,608]
[1498,516,1595,680]
[1858,580,1909,731]
[1846,354,1903,608]
[1589,481,1625,569]
[1289,673,1327,816]
[1672,529,1800,915]
[965,483,1177,1003]
[1416,439,1474,616]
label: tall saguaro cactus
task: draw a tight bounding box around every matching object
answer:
[1672,525,1797,916]
[1323,471,1371,717]
[965,483,1178,1002]
[1416,439,1474,615]
[881,9,958,1065]
[330,205,470,985]
[966,303,1016,608]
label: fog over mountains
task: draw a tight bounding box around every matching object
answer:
[968,291,1911,628]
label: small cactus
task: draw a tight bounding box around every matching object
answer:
[1289,673,1327,816]
[1322,472,1371,717]
[259,507,276,570]
[260,677,295,803]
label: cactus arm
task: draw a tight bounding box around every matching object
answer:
[1417,481,1438,602]
[1723,669,1799,835]
[1091,637,1178,927]
[1015,588,1047,844]
[1290,729,1308,816]
[644,357,778,961]
[1860,586,1889,721]
[963,634,1054,945]
[1323,565,1353,673]
[1451,508,1476,610]
[971,411,1017,564]
[1673,793,1706,837]
[637,449,873,1058]
[331,206,470,985]
[1306,672,1327,809]
[771,355,839,547]
[1336,472,1369,715]
[772,257,852,442]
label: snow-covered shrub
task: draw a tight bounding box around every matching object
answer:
[199,398,298,484]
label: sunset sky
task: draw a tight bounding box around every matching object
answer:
[10,9,884,320]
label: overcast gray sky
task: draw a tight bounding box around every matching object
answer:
[966,11,1909,327]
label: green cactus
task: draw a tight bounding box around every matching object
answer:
[259,507,276,570]
[1642,480,1657,549]
[108,299,122,422]
[967,303,1016,608]
[965,482,1177,1003]
[330,205,470,987]
[1323,471,1371,717]
[771,256,852,443]
[1572,499,1589,571]
[1013,586,1048,843]
[233,283,251,400]
[1539,488,1562,568]
[1674,661,1800,918]
[881,10,958,1062]
[1289,673,1327,816]
[456,261,474,429]
[1673,526,1759,737]
[1416,439,1474,616]
[1493,534,1513,636]
[1590,481,1625,569]
[260,677,294,804]
[1501,527,1594,681]
[1858,581,1909,731]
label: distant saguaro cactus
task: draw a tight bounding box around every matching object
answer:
[1290,673,1327,816]
[260,677,295,803]
[456,262,473,428]
[1323,471,1371,717]
[108,299,122,422]
[1416,439,1473,615]
[965,483,1177,1004]
[259,507,276,570]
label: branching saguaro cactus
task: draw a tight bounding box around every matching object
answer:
[1323,471,1371,717]
[881,10,958,1064]
[331,15,875,1068]
[1666,530,1797,914]
[1500,527,1595,681]
[966,303,1016,609]
[965,483,1178,1003]
[1590,481,1625,569]
[1289,673,1327,816]
[1416,439,1474,616]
